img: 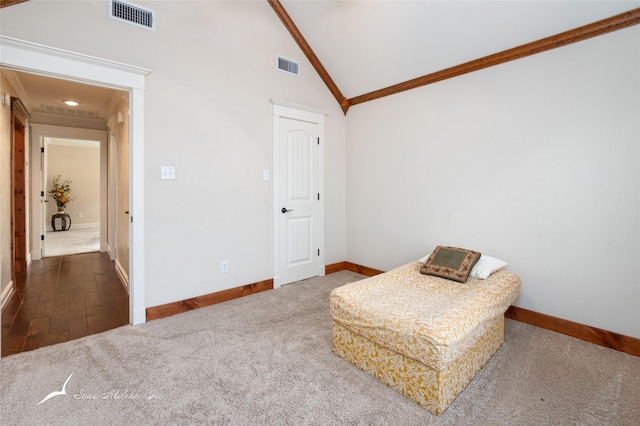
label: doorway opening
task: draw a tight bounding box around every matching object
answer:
[43,138,101,258]
[0,35,149,358]
[2,74,129,357]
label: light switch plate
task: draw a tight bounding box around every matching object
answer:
[161,166,176,180]
[263,170,270,181]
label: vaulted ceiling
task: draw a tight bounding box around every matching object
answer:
[2,0,639,119]
[281,1,639,100]
[274,1,640,113]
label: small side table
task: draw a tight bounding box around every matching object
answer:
[51,213,71,231]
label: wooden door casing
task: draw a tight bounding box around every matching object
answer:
[11,98,28,280]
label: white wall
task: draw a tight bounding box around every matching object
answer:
[46,141,100,226]
[3,1,635,340]
[0,1,347,307]
[346,27,640,338]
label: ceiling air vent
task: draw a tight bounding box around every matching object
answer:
[277,56,300,76]
[109,0,155,31]
[41,105,100,119]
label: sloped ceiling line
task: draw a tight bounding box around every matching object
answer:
[271,2,640,115]
[4,1,638,115]
[0,0,28,9]
[348,7,640,109]
[268,0,350,114]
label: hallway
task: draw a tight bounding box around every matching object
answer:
[1,252,129,357]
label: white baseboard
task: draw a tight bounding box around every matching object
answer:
[132,307,146,325]
[115,259,129,293]
[46,222,99,232]
[106,244,114,260]
[31,249,42,261]
[1,281,15,312]
[70,222,100,229]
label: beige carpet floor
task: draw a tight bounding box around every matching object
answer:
[44,224,100,257]
[1,271,638,425]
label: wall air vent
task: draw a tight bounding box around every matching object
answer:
[109,0,155,31]
[277,56,300,76]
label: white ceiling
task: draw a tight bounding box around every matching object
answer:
[4,1,639,117]
[5,70,122,122]
[282,0,640,99]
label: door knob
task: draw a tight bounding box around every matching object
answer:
[281,207,293,214]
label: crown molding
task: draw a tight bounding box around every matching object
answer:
[2,69,32,113]
[30,111,107,130]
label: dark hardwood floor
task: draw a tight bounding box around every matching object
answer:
[1,252,129,357]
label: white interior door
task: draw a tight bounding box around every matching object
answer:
[278,117,319,285]
[40,137,48,256]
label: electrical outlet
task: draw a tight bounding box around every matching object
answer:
[161,166,176,180]
[77,212,83,218]
[221,260,228,273]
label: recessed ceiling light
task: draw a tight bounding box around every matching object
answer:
[63,100,80,106]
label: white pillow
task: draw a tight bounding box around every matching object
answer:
[469,255,507,279]
[418,253,430,264]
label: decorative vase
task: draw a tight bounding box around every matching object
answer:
[57,203,66,214]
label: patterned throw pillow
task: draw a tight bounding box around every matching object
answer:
[420,246,481,283]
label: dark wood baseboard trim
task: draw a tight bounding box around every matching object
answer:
[325,261,384,277]
[146,279,273,321]
[324,261,349,275]
[326,261,640,358]
[146,263,640,357]
[505,306,640,357]
[343,262,385,277]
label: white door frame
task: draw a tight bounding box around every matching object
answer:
[271,99,328,288]
[30,125,107,258]
[0,35,149,326]
[107,130,118,261]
